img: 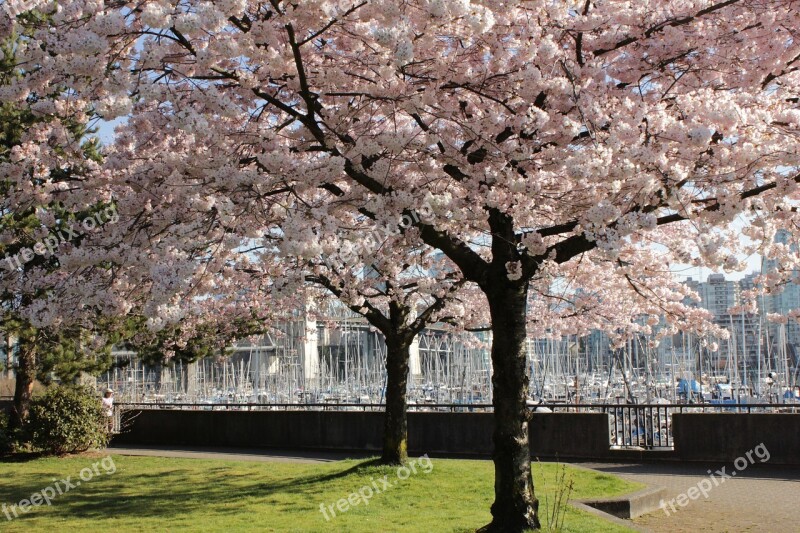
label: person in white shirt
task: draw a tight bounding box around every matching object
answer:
[102,389,114,432]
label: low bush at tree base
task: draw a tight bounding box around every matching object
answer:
[27,385,108,455]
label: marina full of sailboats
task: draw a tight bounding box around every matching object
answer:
[100,309,800,408]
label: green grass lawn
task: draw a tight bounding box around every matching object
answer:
[0,454,642,532]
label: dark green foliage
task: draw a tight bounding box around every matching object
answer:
[37,315,133,384]
[27,385,109,455]
[2,315,123,385]
[130,314,268,366]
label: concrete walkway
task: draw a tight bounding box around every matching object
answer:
[577,462,800,533]
[108,444,371,463]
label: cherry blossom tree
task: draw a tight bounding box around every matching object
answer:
[307,271,466,464]
[275,202,469,463]
[0,6,282,429]
[0,16,119,428]
[4,1,800,530]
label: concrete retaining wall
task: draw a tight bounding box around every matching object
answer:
[114,409,610,458]
[113,409,800,464]
[531,412,611,458]
[673,413,800,465]
[116,410,386,451]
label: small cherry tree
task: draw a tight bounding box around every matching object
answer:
[277,203,469,463]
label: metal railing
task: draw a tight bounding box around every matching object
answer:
[110,407,122,434]
[116,402,496,412]
[604,404,673,448]
[115,400,800,412]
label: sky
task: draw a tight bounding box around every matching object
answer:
[96,117,125,144]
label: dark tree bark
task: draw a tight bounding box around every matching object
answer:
[10,341,36,431]
[472,208,540,531]
[4,335,12,379]
[478,278,540,532]
[382,333,412,465]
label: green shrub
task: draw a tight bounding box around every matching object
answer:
[27,385,109,455]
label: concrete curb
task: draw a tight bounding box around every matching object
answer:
[570,501,652,532]
[576,485,667,519]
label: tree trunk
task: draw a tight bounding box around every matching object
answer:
[480,281,540,532]
[10,341,36,431]
[382,333,412,465]
[4,335,12,379]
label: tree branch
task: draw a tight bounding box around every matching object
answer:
[593,0,742,57]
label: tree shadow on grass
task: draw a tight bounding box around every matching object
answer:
[288,457,385,485]
[0,451,46,463]
[0,456,404,526]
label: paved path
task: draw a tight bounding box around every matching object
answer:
[108,444,371,463]
[577,462,800,533]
